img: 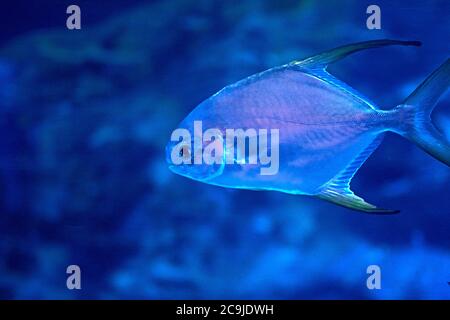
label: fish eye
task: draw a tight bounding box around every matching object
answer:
[179,145,191,160]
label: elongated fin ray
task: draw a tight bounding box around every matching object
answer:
[286,40,420,111]
[316,134,399,214]
[291,39,421,70]
[316,187,398,214]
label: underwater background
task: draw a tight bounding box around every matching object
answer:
[0,0,449,299]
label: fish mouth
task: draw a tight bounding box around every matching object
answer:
[165,143,174,166]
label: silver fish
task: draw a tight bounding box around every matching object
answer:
[166,40,450,213]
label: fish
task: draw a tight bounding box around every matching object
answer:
[166,39,450,213]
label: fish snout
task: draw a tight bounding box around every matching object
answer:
[165,143,174,169]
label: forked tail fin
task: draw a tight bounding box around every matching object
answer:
[395,58,450,166]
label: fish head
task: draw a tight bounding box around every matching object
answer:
[166,115,225,183]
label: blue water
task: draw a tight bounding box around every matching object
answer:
[0,0,448,299]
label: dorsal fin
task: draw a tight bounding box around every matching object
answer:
[290,39,421,71]
[307,68,379,110]
[285,40,421,111]
[316,134,399,214]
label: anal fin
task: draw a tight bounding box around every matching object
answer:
[316,185,398,214]
[315,134,399,214]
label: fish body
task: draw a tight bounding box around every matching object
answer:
[186,67,384,194]
[166,40,450,213]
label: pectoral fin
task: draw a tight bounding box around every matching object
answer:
[315,134,399,214]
